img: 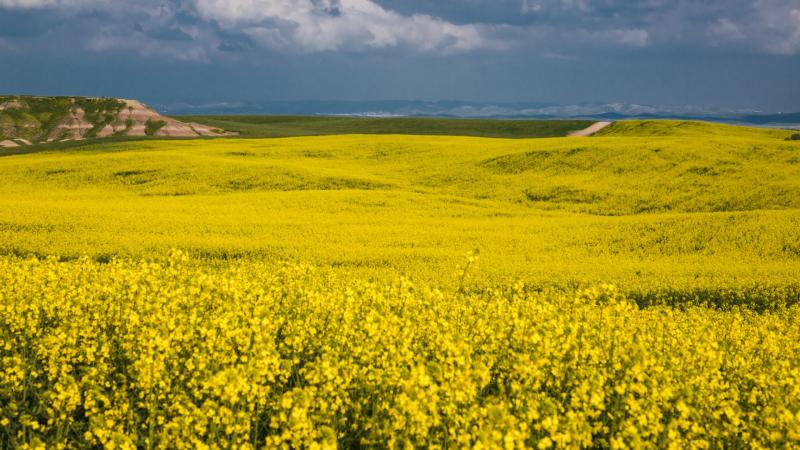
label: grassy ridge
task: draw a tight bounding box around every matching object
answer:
[177,115,594,138]
[597,119,792,138]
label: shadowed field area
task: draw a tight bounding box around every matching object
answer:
[177,115,594,138]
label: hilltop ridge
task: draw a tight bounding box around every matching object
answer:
[0,96,233,148]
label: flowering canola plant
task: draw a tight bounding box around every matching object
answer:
[1,122,800,448]
[2,251,799,449]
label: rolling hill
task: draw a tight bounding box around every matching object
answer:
[0,119,797,291]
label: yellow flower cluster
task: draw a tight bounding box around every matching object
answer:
[1,251,799,449]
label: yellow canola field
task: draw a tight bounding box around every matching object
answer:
[1,121,800,448]
[0,122,799,294]
[1,252,799,449]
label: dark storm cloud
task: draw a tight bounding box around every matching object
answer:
[0,0,798,110]
[1,0,798,55]
[376,0,800,54]
[216,29,255,53]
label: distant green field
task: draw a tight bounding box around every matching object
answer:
[0,116,593,156]
[178,115,594,138]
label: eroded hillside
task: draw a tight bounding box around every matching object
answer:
[0,96,233,148]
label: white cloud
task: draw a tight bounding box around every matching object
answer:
[521,1,542,14]
[571,28,649,48]
[0,0,105,7]
[194,0,497,53]
[711,1,800,55]
[757,5,800,55]
[607,28,650,47]
[85,31,210,62]
[520,0,604,15]
[0,0,55,6]
[708,18,746,42]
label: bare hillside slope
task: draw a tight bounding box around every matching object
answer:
[0,96,233,147]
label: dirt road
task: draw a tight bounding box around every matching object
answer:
[568,121,613,137]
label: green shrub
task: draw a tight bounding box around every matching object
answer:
[145,119,167,136]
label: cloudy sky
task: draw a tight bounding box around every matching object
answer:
[1,0,799,111]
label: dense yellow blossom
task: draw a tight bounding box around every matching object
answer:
[1,122,799,447]
[2,251,799,448]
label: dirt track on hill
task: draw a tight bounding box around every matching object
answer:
[569,121,613,137]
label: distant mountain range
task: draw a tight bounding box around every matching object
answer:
[157,100,800,128]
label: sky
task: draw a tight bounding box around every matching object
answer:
[0,0,799,111]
